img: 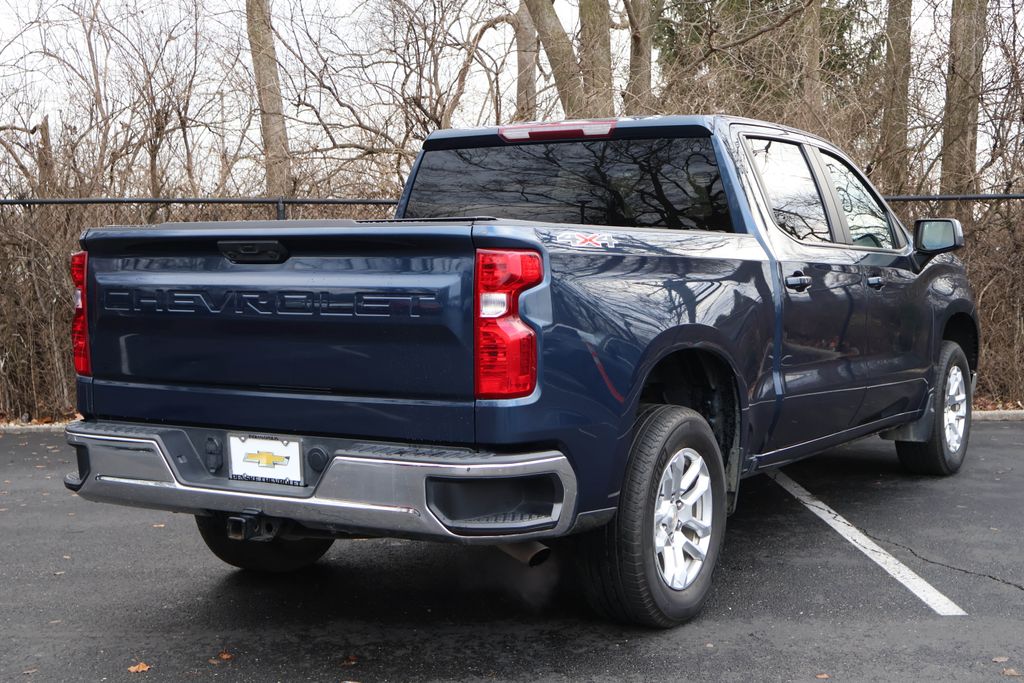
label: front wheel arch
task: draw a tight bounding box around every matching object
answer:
[941,311,979,373]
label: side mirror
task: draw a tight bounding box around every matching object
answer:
[914,218,964,255]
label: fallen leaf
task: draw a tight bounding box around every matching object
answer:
[62,555,70,560]
[995,657,1011,663]
[127,662,151,673]
[342,655,359,666]
[207,658,220,666]
[1004,669,1022,678]
[217,651,233,661]
[151,524,165,529]
[53,571,65,576]
[48,619,62,625]
[22,669,38,675]
[816,675,831,680]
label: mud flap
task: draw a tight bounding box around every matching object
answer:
[879,389,936,443]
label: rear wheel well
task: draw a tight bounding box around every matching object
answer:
[943,313,979,372]
[639,349,741,500]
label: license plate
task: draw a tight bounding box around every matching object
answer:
[228,433,303,487]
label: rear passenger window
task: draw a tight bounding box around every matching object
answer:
[747,138,833,244]
[820,152,895,250]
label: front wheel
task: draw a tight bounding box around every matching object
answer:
[576,405,727,628]
[896,340,972,475]
[195,514,334,573]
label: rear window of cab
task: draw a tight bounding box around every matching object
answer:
[404,137,733,232]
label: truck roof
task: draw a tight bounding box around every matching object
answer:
[422,115,825,150]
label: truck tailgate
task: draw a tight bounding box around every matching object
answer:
[81,221,476,442]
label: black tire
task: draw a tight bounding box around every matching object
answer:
[896,341,972,475]
[575,405,727,628]
[195,515,333,573]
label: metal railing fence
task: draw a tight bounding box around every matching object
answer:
[0,196,399,221]
[5,191,1024,219]
[0,193,1022,421]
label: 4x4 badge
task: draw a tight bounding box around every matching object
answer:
[555,231,618,248]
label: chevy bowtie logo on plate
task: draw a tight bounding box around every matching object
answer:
[243,450,290,468]
[229,434,304,487]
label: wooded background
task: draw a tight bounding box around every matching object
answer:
[0,0,1021,420]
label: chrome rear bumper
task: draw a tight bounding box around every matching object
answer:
[65,421,577,543]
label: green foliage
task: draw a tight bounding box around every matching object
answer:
[654,0,887,115]
[820,0,886,92]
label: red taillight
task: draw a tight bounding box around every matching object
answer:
[70,250,91,376]
[475,249,543,399]
[498,119,617,142]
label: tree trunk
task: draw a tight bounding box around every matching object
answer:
[146,108,168,222]
[34,116,56,198]
[523,0,586,117]
[940,0,989,217]
[875,0,912,194]
[246,0,292,197]
[513,2,539,121]
[800,0,824,133]
[622,0,661,115]
[579,0,614,117]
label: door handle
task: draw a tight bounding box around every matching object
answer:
[784,273,812,291]
[866,276,885,290]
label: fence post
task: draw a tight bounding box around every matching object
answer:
[275,197,287,220]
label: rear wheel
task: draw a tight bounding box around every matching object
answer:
[195,514,333,573]
[896,341,972,475]
[576,405,727,627]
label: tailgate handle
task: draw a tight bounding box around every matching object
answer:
[219,240,289,264]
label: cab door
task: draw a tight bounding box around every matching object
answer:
[812,149,932,424]
[743,137,869,455]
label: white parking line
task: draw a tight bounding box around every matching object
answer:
[769,471,967,616]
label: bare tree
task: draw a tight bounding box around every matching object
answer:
[4,0,1024,418]
[513,2,539,120]
[875,0,912,194]
[523,0,587,117]
[621,0,662,115]
[940,0,990,201]
[800,0,824,133]
[246,0,293,197]
[579,0,613,117]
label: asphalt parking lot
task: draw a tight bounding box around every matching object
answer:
[1,422,1021,682]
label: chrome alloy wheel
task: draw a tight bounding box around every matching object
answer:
[944,365,968,452]
[653,447,714,591]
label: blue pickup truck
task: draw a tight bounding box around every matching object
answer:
[65,116,978,627]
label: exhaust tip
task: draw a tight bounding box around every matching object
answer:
[528,545,551,567]
[496,541,551,567]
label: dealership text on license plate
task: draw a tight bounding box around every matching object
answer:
[228,434,303,487]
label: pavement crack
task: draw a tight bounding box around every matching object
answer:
[864,531,1024,593]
